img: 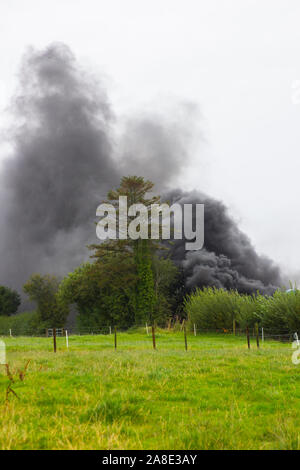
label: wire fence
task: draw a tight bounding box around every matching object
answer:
[0,323,298,351]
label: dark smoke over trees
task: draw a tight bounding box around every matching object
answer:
[0,43,119,291]
[165,190,281,294]
[0,43,282,304]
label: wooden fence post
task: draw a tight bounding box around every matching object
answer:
[246,326,250,350]
[152,325,156,350]
[193,324,196,336]
[255,323,259,348]
[53,327,57,353]
[184,325,188,351]
[114,327,117,350]
[233,319,236,336]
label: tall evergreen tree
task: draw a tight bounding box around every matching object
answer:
[90,176,161,324]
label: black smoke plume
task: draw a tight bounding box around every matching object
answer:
[0,43,119,293]
[0,43,281,305]
[164,190,281,294]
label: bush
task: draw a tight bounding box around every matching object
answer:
[185,286,300,333]
[261,290,300,332]
[235,294,263,329]
[185,287,240,330]
[0,311,38,335]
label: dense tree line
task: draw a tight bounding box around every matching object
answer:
[59,176,183,328]
[17,175,299,333]
[22,176,184,329]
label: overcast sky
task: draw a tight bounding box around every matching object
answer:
[0,0,300,279]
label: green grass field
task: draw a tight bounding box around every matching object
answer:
[0,330,299,450]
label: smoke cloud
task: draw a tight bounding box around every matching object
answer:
[164,190,281,294]
[0,43,120,294]
[0,43,282,305]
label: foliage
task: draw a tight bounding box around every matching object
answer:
[0,286,21,316]
[261,289,300,331]
[87,175,176,326]
[134,240,155,324]
[23,274,68,329]
[152,256,181,325]
[236,293,263,329]
[59,254,182,329]
[185,286,300,332]
[185,287,241,330]
[0,311,38,335]
[59,261,137,329]
[106,175,161,211]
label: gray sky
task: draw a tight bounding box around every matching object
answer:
[0,0,300,279]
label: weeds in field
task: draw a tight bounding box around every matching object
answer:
[2,360,31,403]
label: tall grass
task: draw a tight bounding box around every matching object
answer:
[0,332,296,450]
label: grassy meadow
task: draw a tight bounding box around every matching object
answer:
[0,330,299,450]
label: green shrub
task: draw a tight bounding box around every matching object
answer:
[185,286,300,333]
[0,311,38,335]
[235,294,264,329]
[261,290,300,332]
[185,287,240,330]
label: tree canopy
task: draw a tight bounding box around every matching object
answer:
[0,285,21,316]
[23,274,68,328]
[24,176,185,330]
[60,176,182,327]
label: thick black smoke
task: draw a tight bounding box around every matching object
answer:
[164,190,281,294]
[0,43,282,305]
[0,43,119,292]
